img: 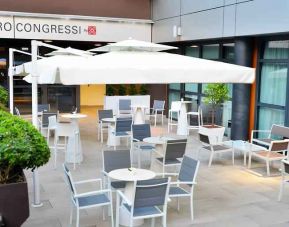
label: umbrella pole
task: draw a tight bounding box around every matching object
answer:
[31,40,43,207]
[8,48,14,114]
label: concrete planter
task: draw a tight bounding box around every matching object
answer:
[0,171,29,227]
[199,125,225,144]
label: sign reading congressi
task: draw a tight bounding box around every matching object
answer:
[0,16,151,42]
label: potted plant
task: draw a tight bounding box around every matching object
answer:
[0,109,50,226]
[118,84,127,96]
[199,83,229,143]
[106,85,116,96]
[139,84,148,95]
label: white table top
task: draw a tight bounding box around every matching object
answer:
[61,113,87,119]
[108,168,156,182]
[223,140,265,151]
[143,136,177,145]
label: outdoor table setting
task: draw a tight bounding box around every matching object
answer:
[108,167,156,226]
[101,117,121,147]
[61,113,87,163]
[130,104,147,124]
[223,140,265,166]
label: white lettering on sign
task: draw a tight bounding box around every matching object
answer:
[0,16,151,42]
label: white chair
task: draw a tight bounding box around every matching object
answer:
[116,178,171,227]
[168,101,181,132]
[15,107,21,116]
[187,106,203,134]
[278,159,289,201]
[158,156,200,221]
[47,115,57,146]
[198,133,234,167]
[118,99,132,116]
[63,164,114,227]
[110,117,133,149]
[97,109,113,143]
[248,140,289,176]
[148,100,165,127]
[54,123,79,169]
[40,112,58,137]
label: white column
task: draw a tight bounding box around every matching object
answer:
[31,40,43,207]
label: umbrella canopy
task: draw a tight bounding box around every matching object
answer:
[17,51,255,84]
[46,47,94,57]
[90,39,178,52]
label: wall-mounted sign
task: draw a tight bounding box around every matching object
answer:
[0,16,151,42]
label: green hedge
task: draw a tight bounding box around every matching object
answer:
[0,110,50,184]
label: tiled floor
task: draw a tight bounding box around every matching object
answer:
[22,107,289,227]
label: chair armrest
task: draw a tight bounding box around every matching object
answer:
[170,181,197,186]
[74,189,111,198]
[117,190,132,206]
[133,138,140,142]
[74,178,102,185]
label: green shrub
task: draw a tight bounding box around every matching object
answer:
[128,84,137,95]
[106,85,116,96]
[118,84,127,95]
[0,110,50,184]
[0,85,8,111]
[139,84,148,95]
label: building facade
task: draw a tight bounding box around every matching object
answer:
[152,0,289,139]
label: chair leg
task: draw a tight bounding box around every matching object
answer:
[151,218,155,227]
[266,160,270,176]
[232,149,235,165]
[69,204,73,225]
[47,129,50,143]
[154,114,157,127]
[110,203,114,227]
[76,208,80,227]
[138,150,141,168]
[162,214,167,227]
[116,194,120,227]
[279,177,284,201]
[208,152,214,167]
[248,152,252,169]
[177,198,180,212]
[190,192,194,221]
[98,125,100,141]
[161,112,164,125]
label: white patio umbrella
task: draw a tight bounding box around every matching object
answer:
[17,50,255,85]
[46,47,94,57]
[89,38,178,52]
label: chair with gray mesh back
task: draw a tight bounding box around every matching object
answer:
[279,159,289,201]
[97,109,113,143]
[198,133,234,167]
[63,164,114,227]
[251,124,289,147]
[41,112,58,137]
[148,100,165,126]
[156,139,187,173]
[132,124,155,168]
[102,149,131,191]
[248,140,289,176]
[116,177,171,227]
[38,104,50,113]
[118,99,132,116]
[111,117,133,149]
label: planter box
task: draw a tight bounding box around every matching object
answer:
[0,172,29,227]
[199,125,225,144]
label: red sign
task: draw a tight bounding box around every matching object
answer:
[87,26,96,35]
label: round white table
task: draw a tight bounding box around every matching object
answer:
[102,117,121,147]
[131,105,147,124]
[177,101,192,136]
[108,168,156,226]
[61,113,87,163]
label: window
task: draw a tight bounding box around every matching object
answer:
[256,40,289,130]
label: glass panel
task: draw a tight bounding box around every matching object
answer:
[223,43,235,61]
[185,46,199,57]
[202,44,219,60]
[260,63,287,106]
[48,86,76,112]
[202,83,208,93]
[263,40,289,59]
[185,83,198,93]
[169,83,181,90]
[258,107,285,138]
[168,91,181,119]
